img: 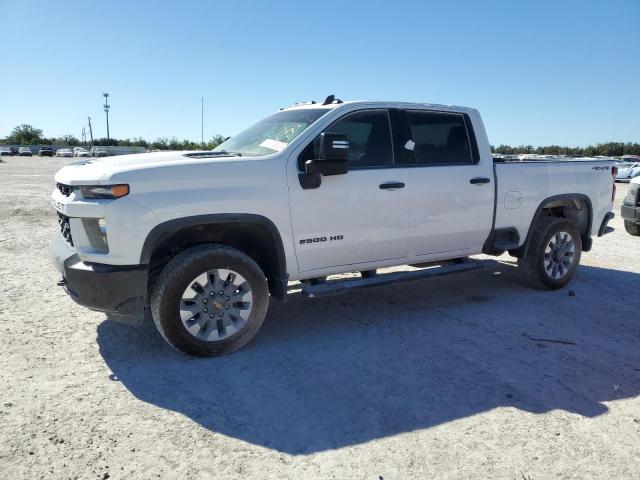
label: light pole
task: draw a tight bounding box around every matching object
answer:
[201,97,204,149]
[103,93,110,140]
[87,116,94,146]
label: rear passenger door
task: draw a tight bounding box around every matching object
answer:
[403,110,494,256]
[288,109,409,274]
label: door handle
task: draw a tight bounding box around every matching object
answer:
[379,182,405,190]
[470,177,491,185]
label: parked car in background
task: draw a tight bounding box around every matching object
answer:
[492,154,520,161]
[39,147,54,157]
[0,147,12,157]
[55,148,73,158]
[621,177,640,236]
[615,157,640,182]
[9,146,19,155]
[92,149,109,157]
[73,147,90,157]
[19,147,32,157]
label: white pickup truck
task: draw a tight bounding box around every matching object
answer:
[50,97,617,356]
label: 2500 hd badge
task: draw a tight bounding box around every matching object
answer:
[299,235,344,245]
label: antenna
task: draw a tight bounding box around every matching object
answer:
[322,95,335,105]
[322,94,343,105]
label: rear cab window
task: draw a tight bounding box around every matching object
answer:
[406,110,475,165]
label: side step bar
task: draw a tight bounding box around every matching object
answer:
[301,259,498,298]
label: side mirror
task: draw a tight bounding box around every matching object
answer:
[305,133,349,176]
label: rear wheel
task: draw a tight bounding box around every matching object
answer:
[624,220,640,236]
[518,217,582,289]
[150,244,269,357]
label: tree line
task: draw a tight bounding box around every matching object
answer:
[0,124,227,151]
[492,142,640,157]
[2,124,639,156]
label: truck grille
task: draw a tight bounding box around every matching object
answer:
[57,212,74,246]
[56,183,77,197]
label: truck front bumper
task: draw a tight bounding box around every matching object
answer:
[50,233,148,325]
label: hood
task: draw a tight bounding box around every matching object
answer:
[53,151,253,185]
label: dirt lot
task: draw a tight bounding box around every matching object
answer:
[0,155,639,479]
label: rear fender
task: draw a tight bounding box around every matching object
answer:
[509,194,593,257]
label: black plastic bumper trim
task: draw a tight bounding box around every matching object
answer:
[61,254,148,319]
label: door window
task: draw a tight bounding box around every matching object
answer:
[299,110,394,169]
[407,111,474,165]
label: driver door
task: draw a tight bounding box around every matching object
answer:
[288,109,409,274]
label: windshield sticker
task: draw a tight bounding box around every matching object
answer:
[259,139,288,152]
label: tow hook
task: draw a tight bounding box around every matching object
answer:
[56,278,67,287]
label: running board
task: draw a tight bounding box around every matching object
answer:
[301,259,498,298]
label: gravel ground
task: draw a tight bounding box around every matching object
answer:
[0,156,639,480]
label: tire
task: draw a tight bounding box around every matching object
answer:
[624,220,640,236]
[150,244,269,357]
[518,217,582,290]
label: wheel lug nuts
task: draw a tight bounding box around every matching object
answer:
[203,299,208,304]
[225,296,230,300]
[219,291,224,295]
[203,308,208,312]
[209,313,214,318]
[209,292,214,297]
[225,304,230,310]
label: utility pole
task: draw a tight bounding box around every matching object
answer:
[87,117,94,146]
[82,126,86,144]
[103,93,110,140]
[201,97,204,149]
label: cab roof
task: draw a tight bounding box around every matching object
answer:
[282,96,475,114]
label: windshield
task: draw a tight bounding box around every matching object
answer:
[213,108,328,157]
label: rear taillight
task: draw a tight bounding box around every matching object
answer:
[612,166,617,202]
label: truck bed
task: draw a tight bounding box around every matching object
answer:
[493,158,614,244]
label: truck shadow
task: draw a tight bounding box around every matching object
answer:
[97,261,640,454]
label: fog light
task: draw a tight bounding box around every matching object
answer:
[82,218,109,252]
[98,218,107,235]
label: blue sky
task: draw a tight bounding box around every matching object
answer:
[0,0,638,146]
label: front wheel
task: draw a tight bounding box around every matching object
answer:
[150,244,269,357]
[518,217,582,290]
[624,220,640,236]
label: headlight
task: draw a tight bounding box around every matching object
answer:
[80,184,129,199]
